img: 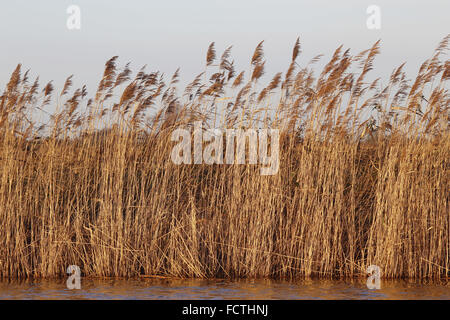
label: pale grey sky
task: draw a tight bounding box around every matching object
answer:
[0,0,449,94]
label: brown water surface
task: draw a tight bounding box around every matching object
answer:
[0,278,448,300]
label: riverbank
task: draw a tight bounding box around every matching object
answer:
[0,38,448,280]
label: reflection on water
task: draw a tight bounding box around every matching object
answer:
[0,278,448,300]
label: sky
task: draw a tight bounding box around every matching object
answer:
[0,0,449,97]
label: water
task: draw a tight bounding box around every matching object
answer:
[0,278,448,300]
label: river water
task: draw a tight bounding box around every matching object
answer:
[0,278,448,300]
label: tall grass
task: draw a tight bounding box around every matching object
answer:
[0,37,448,279]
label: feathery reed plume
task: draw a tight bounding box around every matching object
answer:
[95,56,118,102]
[292,37,301,62]
[206,42,216,67]
[6,64,22,94]
[251,41,264,66]
[115,62,132,87]
[251,61,265,82]
[232,71,245,88]
[60,75,73,97]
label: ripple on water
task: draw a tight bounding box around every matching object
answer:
[0,278,448,300]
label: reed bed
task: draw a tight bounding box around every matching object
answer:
[0,37,448,279]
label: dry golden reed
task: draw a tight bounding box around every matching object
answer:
[0,36,448,279]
